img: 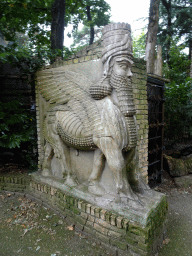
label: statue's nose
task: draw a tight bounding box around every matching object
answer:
[127,68,133,77]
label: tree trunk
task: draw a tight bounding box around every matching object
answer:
[161,0,172,64]
[86,5,94,45]
[190,49,192,79]
[166,0,172,64]
[51,0,65,62]
[146,0,160,74]
[154,45,163,76]
[189,40,192,78]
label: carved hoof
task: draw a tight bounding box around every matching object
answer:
[65,176,78,187]
[119,191,139,202]
[137,181,153,196]
[117,180,139,201]
[88,181,106,196]
[42,169,51,177]
[119,192,144,207]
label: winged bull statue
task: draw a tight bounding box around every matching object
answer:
[36,23,150,202]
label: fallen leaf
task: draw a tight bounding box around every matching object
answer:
[20,228,33,237]
[58,220,63,225]
[163,238,170,245]
[66,225,74,231]
[21,229,29,237]
[36,246,40,251]
[7,218,12,223]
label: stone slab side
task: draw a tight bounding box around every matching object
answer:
[0,173,168,256]
[35,42,148,182]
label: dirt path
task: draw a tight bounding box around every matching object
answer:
[153,172,192,256]
[157,190,192,256]
[0,191,111,256]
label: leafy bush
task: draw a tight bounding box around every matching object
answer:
[0,100,34,148]
[163,40,191,83]
[164,78,192,142]
[0,100,37,169]
[163,41,192,143]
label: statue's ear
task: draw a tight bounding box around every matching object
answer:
[89,76,112,100]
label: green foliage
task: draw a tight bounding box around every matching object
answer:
[0,0,54,44]
[173,0,192,44]
[0,100,36,149]
[0,0,56,68]
[70,25,102,48]
[163,40,191,83]
[0,41,64,73]
[70,25,90,47]
[158,0,192,60]
[70,0,111,28]
[132,30,146,59]
[69,0,111,46]
[163,41,192,142]
[0,100,37,169]
[164,78,192,141]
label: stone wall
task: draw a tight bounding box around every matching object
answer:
[35,41,148,181]
[0,172,168,256]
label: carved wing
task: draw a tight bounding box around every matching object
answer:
[36,69,93,105]
[37,68,102,141]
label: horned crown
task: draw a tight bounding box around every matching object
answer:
[101,22,133,66]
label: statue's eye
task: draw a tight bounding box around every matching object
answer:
[119,63,128,70]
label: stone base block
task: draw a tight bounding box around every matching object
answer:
[30,172,168,256]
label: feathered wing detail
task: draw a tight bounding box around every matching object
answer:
[36,69,93,105]
[37,69,104,150]
[37,68,96,133]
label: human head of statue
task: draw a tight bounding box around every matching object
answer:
[101,23,133,79]
[90,23,134,99]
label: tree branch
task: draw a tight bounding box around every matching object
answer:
[161,0,169,10]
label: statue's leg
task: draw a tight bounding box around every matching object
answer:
[125,148,151,195]
[88,148,106,196]
[94,136,138,201]
[42,141,53,176]
[51,125,77,186]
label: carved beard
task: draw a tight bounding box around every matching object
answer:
[110,70,136,117]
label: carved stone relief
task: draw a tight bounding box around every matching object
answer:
[36,23,151,207]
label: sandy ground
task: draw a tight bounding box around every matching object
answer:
[0,172,192,256]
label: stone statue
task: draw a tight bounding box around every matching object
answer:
[37,23,149,202]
